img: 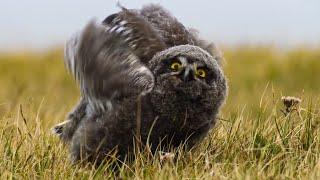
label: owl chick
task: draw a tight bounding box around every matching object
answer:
[52,4,227,164]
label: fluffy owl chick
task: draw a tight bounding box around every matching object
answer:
[52,4,227,164]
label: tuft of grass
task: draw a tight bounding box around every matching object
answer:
[0,47,319,179]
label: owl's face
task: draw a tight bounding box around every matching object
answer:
[148,45,227,128]
[152,55,215,98]
[149,45,226,101]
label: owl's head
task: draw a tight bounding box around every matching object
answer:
[149,45,227,102]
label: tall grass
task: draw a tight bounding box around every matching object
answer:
[0,47,319,179]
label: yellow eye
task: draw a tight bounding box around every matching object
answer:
[196,68,206,78]
[170,62,182,71]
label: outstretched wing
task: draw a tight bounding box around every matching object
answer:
[140,4,224,64]
[65,20,154,104]
[102,7,167,63]
[140,4,196,47]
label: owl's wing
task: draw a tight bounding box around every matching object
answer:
[140,4,224,64]
[139,4,196,47]
[65,20,154,103]
[102,7,167,63]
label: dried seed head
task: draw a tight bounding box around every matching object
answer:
[281,96,302,116]
[281,96,302,109]
[159,152,175,162]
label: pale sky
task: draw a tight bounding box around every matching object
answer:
[1,0,320,50]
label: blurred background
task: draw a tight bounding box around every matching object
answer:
[0,0,319,120]
[1,0,320,51]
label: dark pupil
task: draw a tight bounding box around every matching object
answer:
[174,64,178,69]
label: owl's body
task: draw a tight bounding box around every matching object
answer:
[53,4,227,164]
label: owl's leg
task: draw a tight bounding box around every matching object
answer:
[52,97,87,142]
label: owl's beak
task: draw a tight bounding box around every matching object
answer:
[180,66,195,82]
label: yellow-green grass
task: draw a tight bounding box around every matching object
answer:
[0,47,319,179]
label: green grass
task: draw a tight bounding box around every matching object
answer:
[0,47,319,179]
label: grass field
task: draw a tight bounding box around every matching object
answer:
[0,47,319,179]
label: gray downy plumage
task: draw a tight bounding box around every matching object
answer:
[52,4,228,164]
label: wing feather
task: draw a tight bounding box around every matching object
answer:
[140,4,223,64]
[102,7,167,63]
[64,20,154,106]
